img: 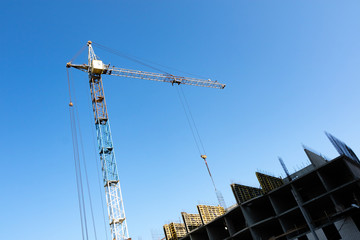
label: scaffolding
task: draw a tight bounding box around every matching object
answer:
[181,212,203,233]
[163,224,172,240]
[163,223,186,240]
[170,223,186,240]
[197,205,226,225]
[256,172,283,193]
[230,183,263,204]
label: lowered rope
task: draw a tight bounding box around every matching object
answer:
[74,104,98,240]
[67,68,100,240]
[92,42,208,79]
[175,86,202,155]
[175,85,226,208]
[68,68,88,240]
[69,44,87,63]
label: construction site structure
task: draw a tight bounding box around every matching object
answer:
[181,212,203,233]
[255,172,284,193]
[170,223,187,240]
[66,41,225,240]
[164,205,226,239]
[163,224,172,240]
[197,205,226,225]
[230,184,262,204]
[175,133,360,240]
[163,223,187,240]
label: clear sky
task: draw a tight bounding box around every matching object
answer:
[1,1,360,240]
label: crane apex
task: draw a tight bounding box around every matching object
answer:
[87,40,92,45]
[201,155,207,160]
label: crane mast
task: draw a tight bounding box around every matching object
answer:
[67,41,225,240]
[87,42,129,240]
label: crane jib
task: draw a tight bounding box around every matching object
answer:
[67,63,226,89]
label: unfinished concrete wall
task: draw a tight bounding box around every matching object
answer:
[179,156,360,240]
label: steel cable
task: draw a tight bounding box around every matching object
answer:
[179,86,207,155]
[69,107,86,240]
[67,69,91,240]
[175,85,222,206]
[74,105,99,240]
[175,86,202,155]
[92,42,208,79]
[70,44,87,63]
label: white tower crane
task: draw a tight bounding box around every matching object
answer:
[67,41,225,240]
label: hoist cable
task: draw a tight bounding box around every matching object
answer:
[66,69,73,103]
[70,104,89,240]
[70,69,98,240]
[176,86,220,203]
[179,86,207,155]
[67,68,87,240]
[175,86,221,207]
[75,118,90,240]
[69,107,86,240]
[75,105,98,240]
[70,44,87,63]
[93,42,169,74]
[67,69,91,240]
[175,86,202,155]
[92,42,208,79]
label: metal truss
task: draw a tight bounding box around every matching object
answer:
[103,66,226,89]
[88,42,129,240]
[67,64,225,89]
[89,73,129,240]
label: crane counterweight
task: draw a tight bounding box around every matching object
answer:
[91,60,105,74]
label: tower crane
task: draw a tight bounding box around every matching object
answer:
[66,41,225,240]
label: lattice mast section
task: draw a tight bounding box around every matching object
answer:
[87,42,129,240]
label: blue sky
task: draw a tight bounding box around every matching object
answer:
[1,1,360,240]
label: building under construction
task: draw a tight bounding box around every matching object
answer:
[181,212,202,232]
[164,133,360,240]
[164,205,226,240]
[163,223,187,240]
